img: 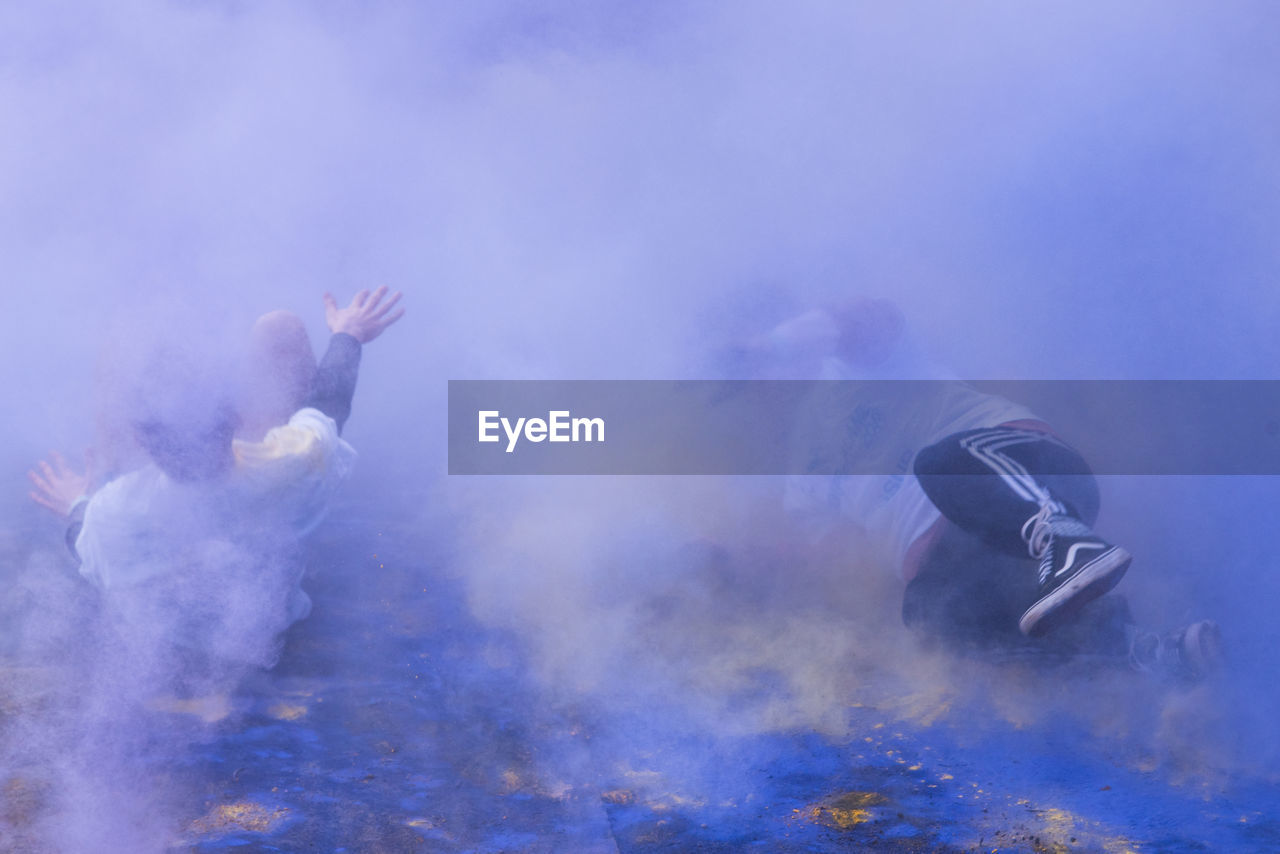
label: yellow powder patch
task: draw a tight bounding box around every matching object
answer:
[1026,805,1141,854]
[888,690,954,727]
[189,802,289,835]
[821,807,872,828]
[807,791,888,830]
[267,702,308,721]
[149,694,232,724]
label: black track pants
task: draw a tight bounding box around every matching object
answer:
[913,427,1100,557]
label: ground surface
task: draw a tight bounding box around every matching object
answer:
[3,492,1278,853]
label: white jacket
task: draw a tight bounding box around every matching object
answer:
[76,408,355,621]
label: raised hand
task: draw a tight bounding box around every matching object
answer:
[28,450,91,517]
[323,286,405,344]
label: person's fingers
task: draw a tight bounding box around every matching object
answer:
[323,292,338,314]
[50,449,69,475]
[370,291,403,319]
[27,469,52,493]
[353,289,371,309]
[357,308,405,343]
[378,307,406,329]
[30,491,58,512]
[42,459,67,482]
[365,285,389,311]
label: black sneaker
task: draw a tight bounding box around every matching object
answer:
[1129,620,1224,683]
[1017,506,1132,637]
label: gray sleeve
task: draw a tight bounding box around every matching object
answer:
[302,333,363,434]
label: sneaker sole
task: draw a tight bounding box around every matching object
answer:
[1018,547,1132,637]
[1183,620,1224,679]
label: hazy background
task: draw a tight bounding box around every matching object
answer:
[2,0,1279,849]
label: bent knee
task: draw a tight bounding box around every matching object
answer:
[912,435,953,479]
[252,310,308,348]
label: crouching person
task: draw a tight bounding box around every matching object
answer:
[28,288,404,696]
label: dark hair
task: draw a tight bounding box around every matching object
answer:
[133,401,240,482]
[126,339,243,482]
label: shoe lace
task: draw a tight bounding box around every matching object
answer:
[1020,503,1055,560]
[1021,503,1060,586]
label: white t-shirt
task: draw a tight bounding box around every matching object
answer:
[779,316,1036,579]
[76,408,356,622]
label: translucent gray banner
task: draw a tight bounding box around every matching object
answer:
[447,380,1280,475]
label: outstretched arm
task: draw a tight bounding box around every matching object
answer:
[28,450,92,561]
[302,287,404,433]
